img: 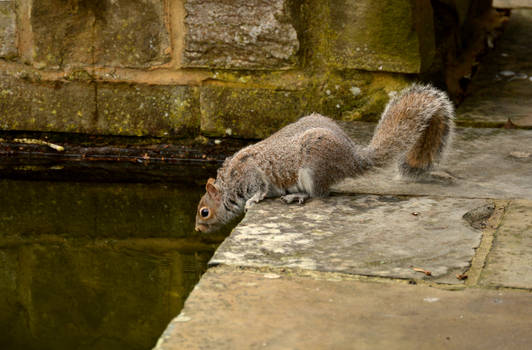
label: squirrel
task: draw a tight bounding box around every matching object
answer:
[195,84,455,233]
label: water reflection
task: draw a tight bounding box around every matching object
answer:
[0,179,226,350]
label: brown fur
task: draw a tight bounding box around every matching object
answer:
[195,84,454,232]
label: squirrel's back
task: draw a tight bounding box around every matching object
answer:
[218,113,358,192]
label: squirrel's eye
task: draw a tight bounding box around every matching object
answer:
[200,207,210,218]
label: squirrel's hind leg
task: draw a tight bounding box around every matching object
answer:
[298,128,356,196]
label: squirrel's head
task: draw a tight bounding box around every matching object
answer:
[195,178,223,233]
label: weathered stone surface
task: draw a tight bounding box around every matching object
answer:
[211,196,487,283]
[31,0,170,68]
[97,83,199,137]
[0,72,199,136]
[494,0,532,8]
[156,267,532,350]
[457,9,532,127]
[334,124,532,200]
[0,0,17,59]
[183,0,299,69]
[480,200,532,289]
[318,0,435,73]
[0,72,97,132]
[200,86,310,138]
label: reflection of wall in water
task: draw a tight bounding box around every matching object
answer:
[0,180,223,350]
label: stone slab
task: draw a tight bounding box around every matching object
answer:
[31,0,170,68]
[335,123,532,200]
[156,267,532,350]
[0,0,16,59]
[494,0,532,8]
[480,200,532,289]
[211,196,488,283]
[457,9,532,127]
[183,0,299,69]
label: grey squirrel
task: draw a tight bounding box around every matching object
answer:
[195,84,454,233]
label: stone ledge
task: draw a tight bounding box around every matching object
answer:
[494,0,532,8]
[456,9,532,128]
[335,124,532,200]
[210,195,488,284]
[155,266,532,350]
[480,200,532,289]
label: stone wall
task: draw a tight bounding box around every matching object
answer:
[0,0,492,139]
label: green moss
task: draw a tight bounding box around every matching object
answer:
[65,69,94,82]
[300,0,435,73]
[197,70,412,138]
[96,84,200,137]
[200,86,313,138]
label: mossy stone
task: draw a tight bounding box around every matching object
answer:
[0,1,17,59]
[199,86,312,138]
[97,84,200,137]
[301,0,436,73]
[0,72,96,132]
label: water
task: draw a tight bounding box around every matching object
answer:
[0,178,227,350]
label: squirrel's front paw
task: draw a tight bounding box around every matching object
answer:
[280,193,309,205]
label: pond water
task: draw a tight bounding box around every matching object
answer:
[0,178,228,350]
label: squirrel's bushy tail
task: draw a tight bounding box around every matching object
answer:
[365,84,455,177]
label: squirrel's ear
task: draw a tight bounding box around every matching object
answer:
[206,178,219,198]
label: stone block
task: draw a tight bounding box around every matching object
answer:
[211,195,487,283]
[494,0,532,8]
[183,0,299,69]
[0,72,97,132]
[456,9,532,128]
[31,0,170,68]
[157,268,532,350]
[97,83,200,137]
[0,0,17,59]
[480,200,532,289]
[0,72,200,136]
[199,86,310,138]
[309,0,436,73]
[334,126,532,201]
